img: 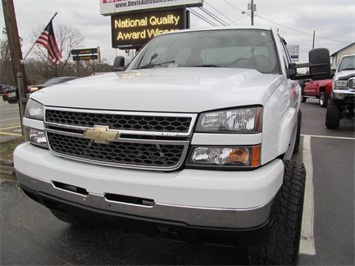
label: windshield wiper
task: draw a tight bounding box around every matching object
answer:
[137,61,176,69]
[194,64,221,67]
[136,51,176,70]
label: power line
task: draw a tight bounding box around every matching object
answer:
[188,8,219,27]
[204,1,238,26]
[222,0,351,45]
[223,0,244,13]
[199,7,229,26]
[256,14,351,44]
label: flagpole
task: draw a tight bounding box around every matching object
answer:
[23,12,58,61]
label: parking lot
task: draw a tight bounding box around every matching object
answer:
[0,100,22,142]
[0,98,354,265]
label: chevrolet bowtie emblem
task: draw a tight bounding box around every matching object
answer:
[84,126,119,143]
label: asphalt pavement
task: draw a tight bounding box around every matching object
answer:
[0,99,22,143]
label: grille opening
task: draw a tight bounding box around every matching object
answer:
[53,181,88,196]
[47,126,84,134]
[45,109,193,171]
[120,134,189,141]
[47,133,185,169]
[105,193,155,206]
[45,110,192,133]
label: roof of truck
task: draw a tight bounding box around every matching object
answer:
[159,26,273,36]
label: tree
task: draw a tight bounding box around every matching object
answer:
[0,27,16,85]
[30,24,84,78]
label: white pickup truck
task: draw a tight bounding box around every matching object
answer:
[14,27,330,265]
[326,53,355,129]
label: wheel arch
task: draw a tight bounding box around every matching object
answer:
[277,108,298,160]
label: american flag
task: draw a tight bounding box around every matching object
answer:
[35,21,62,64]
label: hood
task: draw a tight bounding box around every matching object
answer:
[31,68,283,113]
[335,70,355,80]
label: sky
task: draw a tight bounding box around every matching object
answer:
[1,0,354,65]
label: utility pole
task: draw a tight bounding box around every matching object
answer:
[248,0,256,26]
[2,0,28,135]
[251,0,254,26]
[312,31,316,49]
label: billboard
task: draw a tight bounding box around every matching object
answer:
[101,0,203,16]
[71,48,100,61]
[111,9,187,49]
[71,48,98,55]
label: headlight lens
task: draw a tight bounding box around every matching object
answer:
[196,107,262,133]
[25,128,48,148]
[25,99,44,120]
[334,80,347,90]
[24,99,47,147]
[29,86,39,93]
[187,145,261,168]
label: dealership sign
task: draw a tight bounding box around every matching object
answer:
[71,48,100,61]
[111,9,187,49]
[101,0,203,16]
[287,45,300,62]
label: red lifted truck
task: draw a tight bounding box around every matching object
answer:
[302,78,333,107]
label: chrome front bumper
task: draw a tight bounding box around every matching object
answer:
[17,172,273,229]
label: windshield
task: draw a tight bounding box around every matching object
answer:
[128,29,280,74]
[338,56,355,71]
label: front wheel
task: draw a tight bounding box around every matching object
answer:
[301,94,307,103]
[248,160,306,265]
[325,97,340,129]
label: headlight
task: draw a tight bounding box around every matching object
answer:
[334,80,347,90]
[29,87,39,93]
[196,107,262,133]
[25,128,48,148]
[24,99,47,147]
[25,99,44,120]
[187,145,261,168]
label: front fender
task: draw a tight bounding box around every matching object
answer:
[277,108,297,158]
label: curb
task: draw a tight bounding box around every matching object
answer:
[0,159,16,180]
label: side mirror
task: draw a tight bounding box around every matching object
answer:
[288,48,331,80]
[113,56,125,71]
[309,48,331,80]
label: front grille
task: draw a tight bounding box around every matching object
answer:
[48,133,185,168]
[46,110,192,133]
[44,108,195,171]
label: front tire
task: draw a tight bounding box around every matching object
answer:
[293,110,302,154]
[325,97,340,129]
[301,94,307,103]
[248,160,306,265]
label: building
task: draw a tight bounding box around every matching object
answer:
[330,42,355,69]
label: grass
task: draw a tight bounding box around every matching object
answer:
[0,137,25,161]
